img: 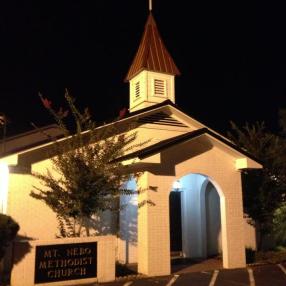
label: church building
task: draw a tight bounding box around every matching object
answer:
[0,5,261,278]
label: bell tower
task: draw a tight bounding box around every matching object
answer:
[125,3,180,113]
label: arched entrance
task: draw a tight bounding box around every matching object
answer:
[169,173,222,260]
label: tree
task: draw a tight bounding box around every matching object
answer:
[273,203,286,246]
[0,214,19,260]
[228,120,286,249]
[30,89,144,237]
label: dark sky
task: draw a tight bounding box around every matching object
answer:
[0,0,285,137]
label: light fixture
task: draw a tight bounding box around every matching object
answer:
[173,180,181,191]
[0,162,9,214]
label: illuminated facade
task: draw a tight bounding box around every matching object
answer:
[0,11,261,278]
[0,162,9,214]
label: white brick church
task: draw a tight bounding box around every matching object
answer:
[0,8,261,277]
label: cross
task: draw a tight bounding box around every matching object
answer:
[149,0,152,11]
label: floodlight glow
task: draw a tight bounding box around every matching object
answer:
[0,163,9,214]
[173,180,181,190]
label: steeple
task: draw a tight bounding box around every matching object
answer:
[126,7,180,113]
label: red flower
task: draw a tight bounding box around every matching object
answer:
[119,107,128,119]
[40,96,52,109]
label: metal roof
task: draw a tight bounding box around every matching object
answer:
[125,12,181,81]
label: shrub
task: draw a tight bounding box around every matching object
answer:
[0,214,19,260]
[245,247,256,264]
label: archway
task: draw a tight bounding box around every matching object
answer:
[169,173,222,260]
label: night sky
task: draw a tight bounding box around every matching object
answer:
[0,0,285,137]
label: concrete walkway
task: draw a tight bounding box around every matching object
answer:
[171,257,223,274]
[116,257,223,279]
[102,263,286,286]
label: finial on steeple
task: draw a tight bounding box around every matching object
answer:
[149,0,152,11]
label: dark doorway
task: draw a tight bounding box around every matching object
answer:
[169,191,182,252]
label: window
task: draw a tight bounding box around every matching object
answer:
[154,79,165,97]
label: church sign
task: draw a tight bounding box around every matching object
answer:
[34,242,97,284]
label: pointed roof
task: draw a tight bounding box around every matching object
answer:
[125,13,181,81]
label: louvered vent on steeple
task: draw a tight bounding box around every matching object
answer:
[135,81,140,98]
[154,79,165,96]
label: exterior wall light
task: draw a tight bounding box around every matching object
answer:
[173,180,181,191]
[0,162,9,214]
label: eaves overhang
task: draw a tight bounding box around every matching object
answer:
[113,127,263,169]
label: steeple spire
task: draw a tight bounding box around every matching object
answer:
[125,13,180,81]
[126,7,180,113]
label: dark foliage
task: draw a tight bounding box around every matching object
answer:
[0,214,19,259]
[228,111,286,249]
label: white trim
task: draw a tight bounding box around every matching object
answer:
[247,268,255,286]
[209,270,219,286]
[166,274,179,286]
[278,264,286,276]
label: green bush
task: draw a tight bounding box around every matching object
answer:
[0,214,19,260]
[273,204,286,246]
[245,247,256,263]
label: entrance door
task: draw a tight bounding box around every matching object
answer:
[169,191,182,252]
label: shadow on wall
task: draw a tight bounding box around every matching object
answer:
[119,196,138,264]
[119,203,137,244]
[89,211,119,236]
[1,235,33,286]
[13,235,33,265]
